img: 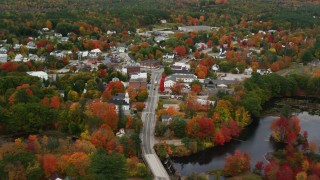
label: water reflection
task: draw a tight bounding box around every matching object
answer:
[173,110,320,176]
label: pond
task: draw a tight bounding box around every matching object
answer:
[172,98,320,176]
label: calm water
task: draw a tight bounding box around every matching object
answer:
[172,111,320,176]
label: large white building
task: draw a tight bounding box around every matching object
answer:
[26,71,48,80]
[164,74,197,88]
[130,72,147,80]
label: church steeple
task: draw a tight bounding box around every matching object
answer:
[125,91,129,104]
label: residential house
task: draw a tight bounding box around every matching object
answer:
[244,67,253,75]
[196,98,215,106]
[160,20,167,24]
[0,47,7,54]
[108,92,130,113]
[117,47,126,53]
[195,43,208,50]
[171,62,190,70]
[26,71,49,80]
[161,115,173,124]
[164,74,197,88]
[204,78,237,88]
[163,53,174,63]
[54,33,63,37]
[13,44,22,51]
[27,41,37,49]
[14,54,24,62]
[116,129,126,137]
[215,48,226,59]
[0,54,7,63]
[42,28,49,32]
[211,64,219,72]
[140,59,160,69]
[88,48,101,58]
[28,54,40,61]
[61,37,69,42]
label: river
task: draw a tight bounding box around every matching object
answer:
[172,99,320,176]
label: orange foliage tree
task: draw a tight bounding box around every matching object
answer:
[224,150,250,177]
[90,124,117,153]
[91,100,118,130]
[68,152,90,176]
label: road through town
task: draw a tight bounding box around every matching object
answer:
[140,68,170,180]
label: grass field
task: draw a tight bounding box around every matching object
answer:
[276,63,320,76]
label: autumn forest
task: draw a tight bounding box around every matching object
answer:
[0,0,320,179]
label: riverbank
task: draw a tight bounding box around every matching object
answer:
[170,98,320,177]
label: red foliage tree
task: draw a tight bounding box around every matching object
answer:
[49,96,60,109]
[42,154,57,177]
[276,165,294,180]
[174,46,186,56]
[213,131,226,145]
[1,62,19,72]
[186,116,215,139]
[45,44,53,52]
[106,81,125,95]
[98,69,106,79]
[270,116,301,145]
[101,89,112,101]
[159,75,166,92]
[170,83,185,95]
[264,161,280,180]
[194,51,200,58]
[191,84,202,94]
[186,38,194,45]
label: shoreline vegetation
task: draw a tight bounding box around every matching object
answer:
[154,73,320,178]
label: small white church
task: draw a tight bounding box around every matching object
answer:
[108,92,130,113]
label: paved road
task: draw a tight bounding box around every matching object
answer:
[140,68,170,180]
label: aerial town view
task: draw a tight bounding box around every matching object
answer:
[0,0,319,179]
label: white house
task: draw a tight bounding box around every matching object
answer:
[164,79,176,88]
[196,98,215,106]
[89,48,102,58]
[195,42,208,50]
[172,62,190,70]
[212,64,219,72]
[0,54,8,63]
[109,92,130,113]
[160,20,167,24]
[26,71,48,80]
[117,47,126,53]
[14,54,24,62]
[164,74,197,88]
[116,128,126,137]
[27,41,37,49]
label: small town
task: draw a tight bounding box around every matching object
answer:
[0,0,319,179]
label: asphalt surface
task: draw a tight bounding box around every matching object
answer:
[140,68,170,180]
